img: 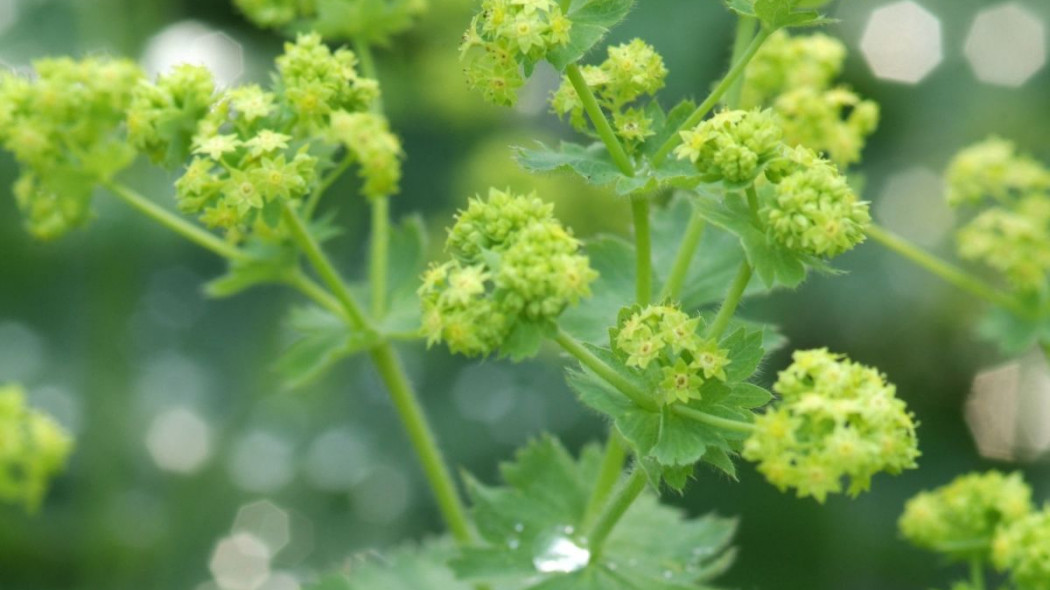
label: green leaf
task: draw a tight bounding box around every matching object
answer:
[453,436,737,590]
[204,240,297,298]
[274,306,378,389]
[305,538,472,590]
[501,321,555,362]
[546,0,636,70]
[729,0,832,29]
[721,327,764,382]
[691,190,821,289]
[978,304,1050,356]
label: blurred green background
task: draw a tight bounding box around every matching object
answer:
[1,0,1049,588]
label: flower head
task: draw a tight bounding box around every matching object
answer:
[993,507,1050,590]
[743,349,919,502]
[0,384,73,512]
[674,109,782,185]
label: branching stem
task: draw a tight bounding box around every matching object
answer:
[566,63,634,177]
[582,433,628,528]
[370,195,390,319]
[586,468,648,561]
[659,211,706,303]
[631,195,653,305]
[708,261,753,340]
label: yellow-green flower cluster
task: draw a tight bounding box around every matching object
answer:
[899,471,1032,557]
[551,39,668,147]
[329,111,403,200]
[149,34,389,241]
[742,31,879,167]
[945,138,1050,293]
[0,384,73,512]
[610,305,730,406]
[233,0,426,44]
[276,33,379,130]
[674,109,782,185]
[127,64,216,167]
[461,0,573,106]
[993,507,1050,590]
[419,189,596,357]
[743,349,919,503]
[0,57,143,239]
[763,146,871,258]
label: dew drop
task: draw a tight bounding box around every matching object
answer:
[533,536,590,574]
[514,523,524,533]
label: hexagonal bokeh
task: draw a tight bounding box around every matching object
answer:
[209,533,271,590]
[141,20,244,86]
[227,430,294,493]
[233,501,291,558]
[874,167,954,248]
[257,572,300,590]
[860,1,943,84]
[145,406,213,474]
[966,350,1050,462]
[964,2,1046,87]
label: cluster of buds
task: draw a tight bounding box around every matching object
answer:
[674,109,782,185]
[0,57,143,239]
[992,507,1050,589]
[945,138,1050,293]
[125,33,397,242]
[763,145,871,258]
[743,349,919,502]
[741,31,879,167]
[461,0,573,106]
[550,39,668,147]
[233,0,427,44]
[899,471,1032,556]
[419,189,596,357]
[610,305,730,406]
[0,384,73,512]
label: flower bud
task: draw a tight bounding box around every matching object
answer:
[674,109,782,185]
[992,507,1050,589]
[127,64,216,167]
[0,384,73,512]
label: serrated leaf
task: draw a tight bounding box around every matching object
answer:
[453,436,737,590]
[304,538,472,590]
[501,320,555,362]
[204,240,297,298]
[274,306,377,389]
[701,446,738,479]
[721,327,764,382]
[724,382,773,409]
[691,191,820,289]
[546,0,636,70]
[516,141,625,188]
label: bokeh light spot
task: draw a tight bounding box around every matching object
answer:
[209,533,271,590]
[860,1,943,84]
[141,21,244,86]
[875,167,954,248]
[964,2,1046,87]
[228,431,294,493]
[304,427,371,492]
[966,350,1050,462]
[145,407,213,474]
[233,500,291,558]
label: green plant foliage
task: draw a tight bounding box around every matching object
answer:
[453,436,736,589]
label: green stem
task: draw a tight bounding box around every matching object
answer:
[370,344,474,544]
[566,63,634,177]
[631,195,652,304]
[969,557,986,590]
[581,433,627,528]
[553,327,657,411]
[724,16,757,109]
[671,405,756,433]
[651,28,773,166]
[303,155,354,219]
[285,270,348,321]
[658,212,706,303]
[586,468,648,561]
[370,195,390,319]
[104,182,248,262]
[707,261,753,340]
[745,185,761,222]
[354,37,383,114]
[282,203,372,330]
[866,224,1031,318]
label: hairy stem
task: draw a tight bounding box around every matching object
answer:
[370,344,474,544]
[724,16,757,108]
[285,270,349,321]
[651,28,772,166]
[708,261,753,340]
[866,224,1031,318]
[671,405,756,433]
[631,195,653,304]
[370,196,390,319]
[586,468,648,561]
[566,63,635,177]
[554,327,657,411]
[105,182,248,262]
[659,212,706,303]
[282,203,372,330]
[582,433,628,528]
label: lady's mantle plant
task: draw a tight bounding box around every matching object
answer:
[0,0,1047,588]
